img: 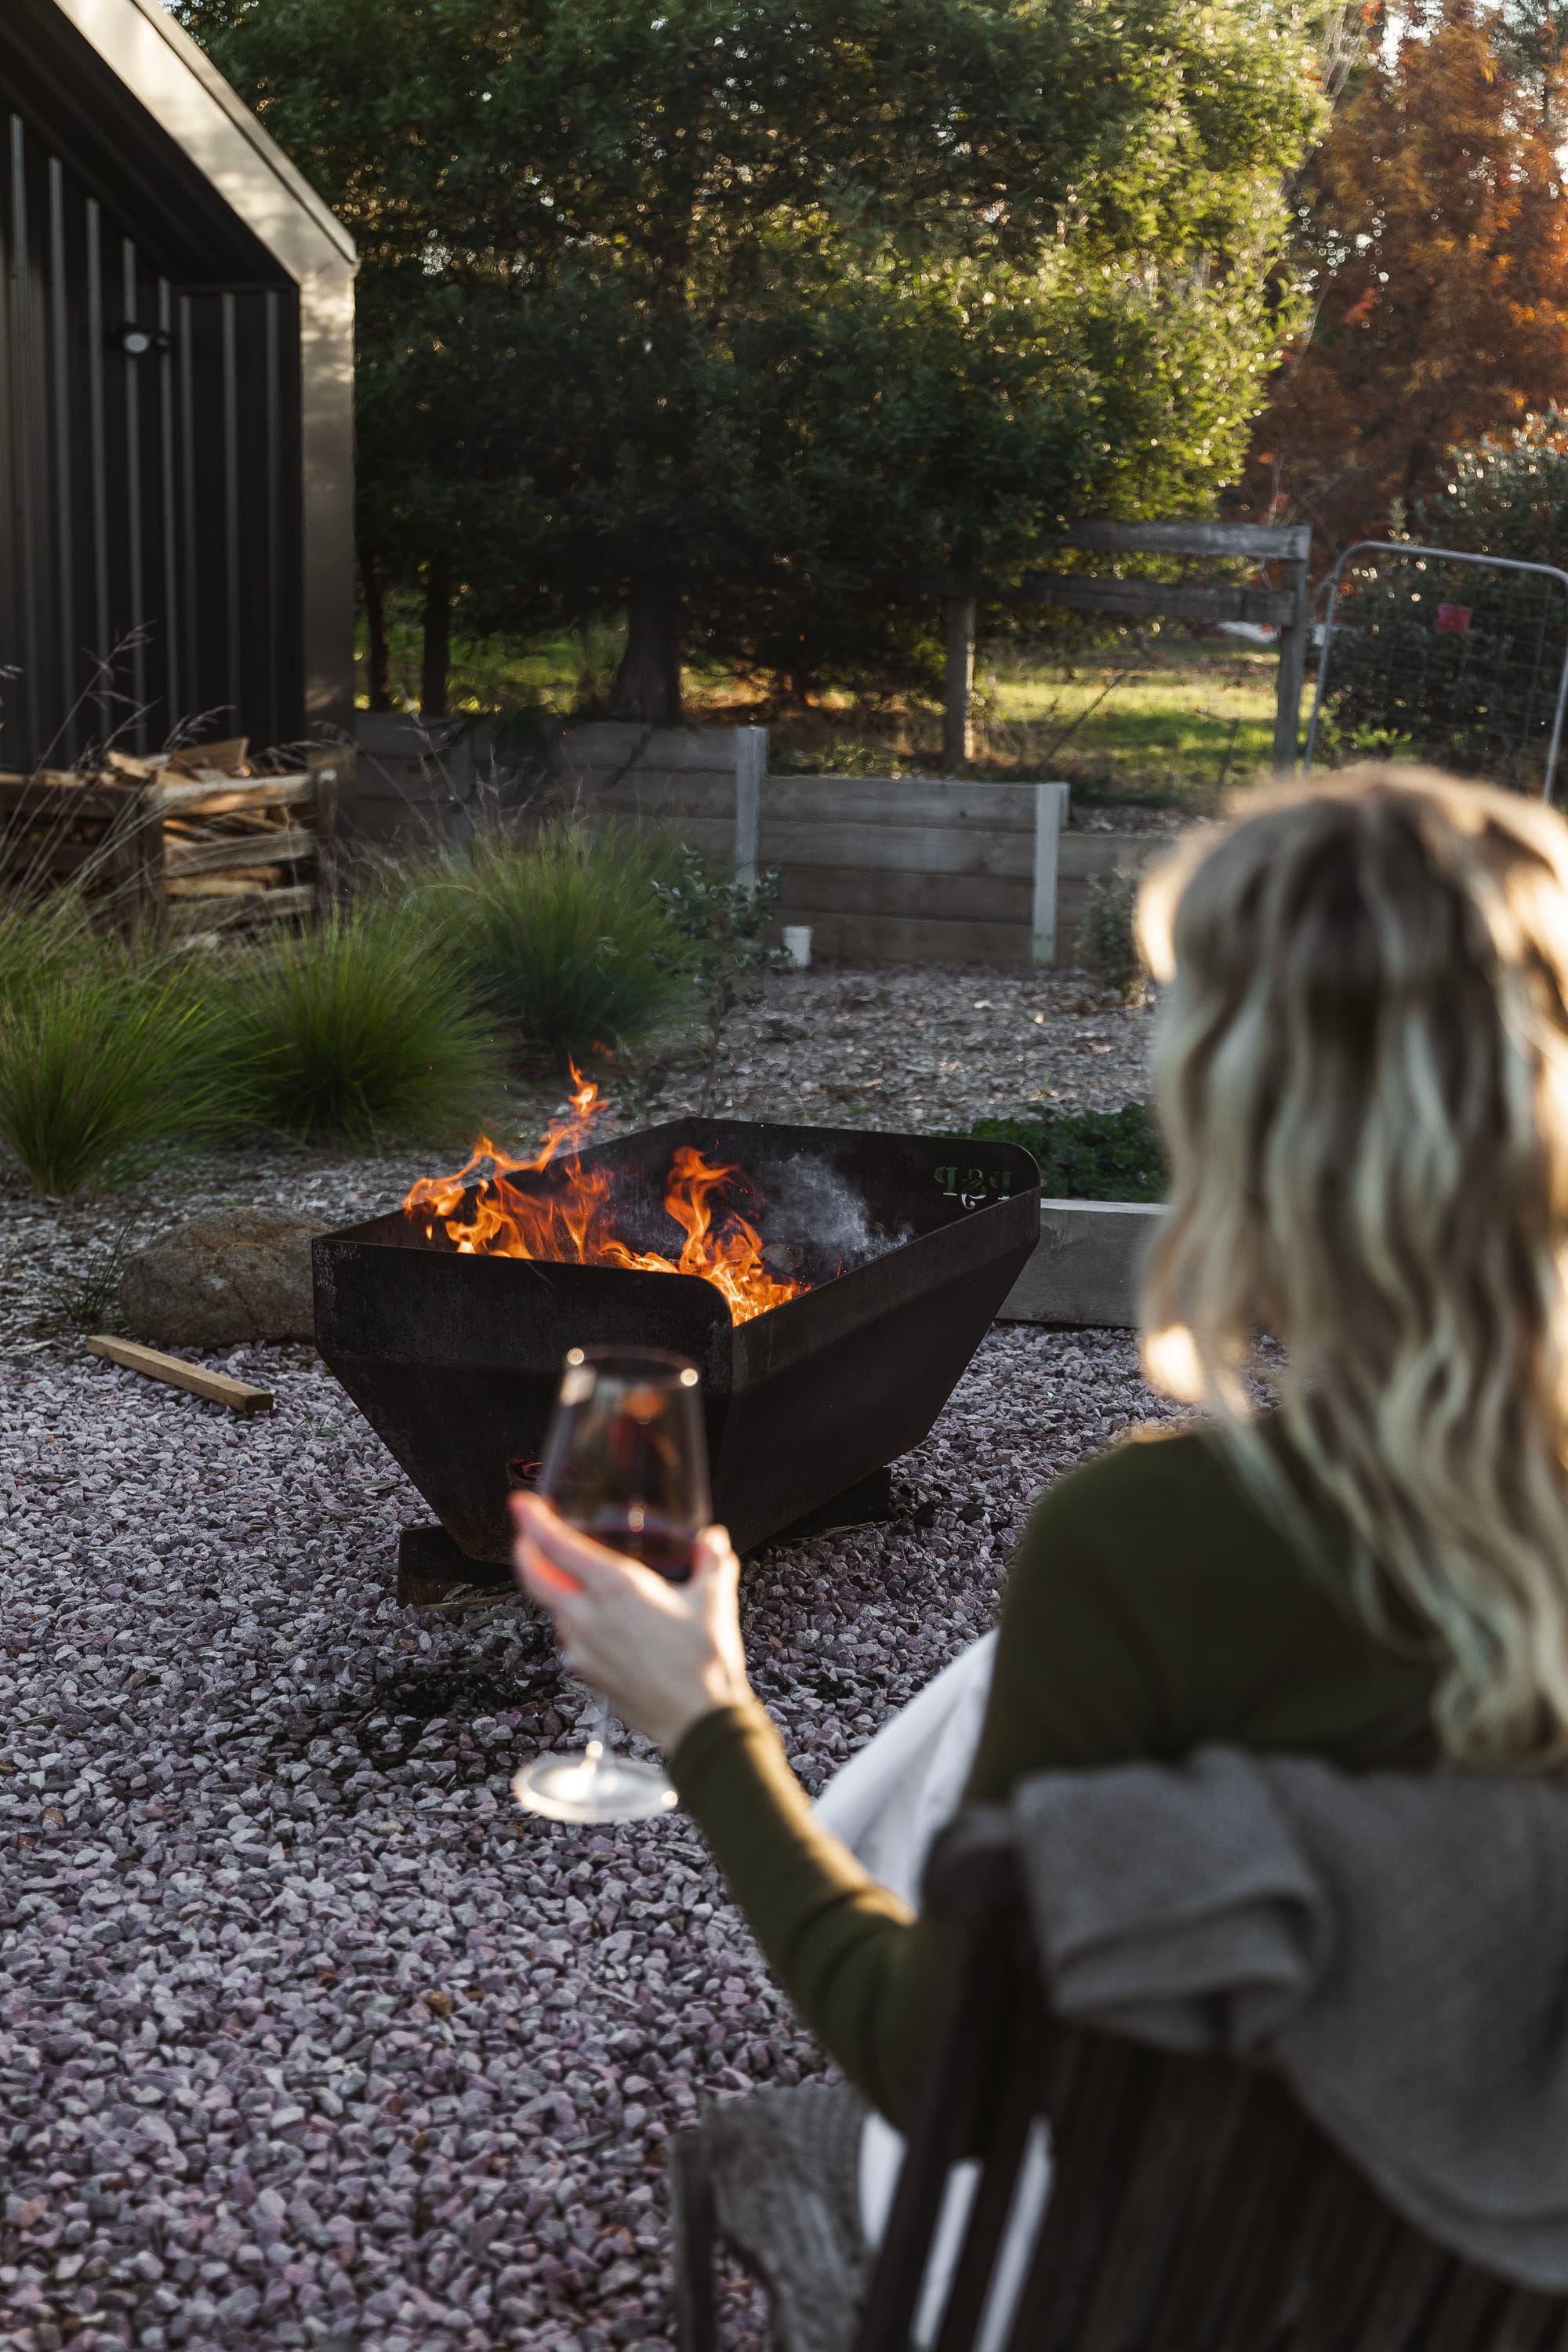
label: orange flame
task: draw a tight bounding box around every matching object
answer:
[401,1067,807,1325]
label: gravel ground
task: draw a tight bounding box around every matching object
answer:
[0,957,1159,2350]
[0,1330,1178,2352]
[706,963,1152,1134]
[0,964,1152,1357]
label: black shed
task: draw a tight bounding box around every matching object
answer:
[0,0,356,768]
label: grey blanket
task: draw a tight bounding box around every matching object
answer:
[1012,1748,1568,2290]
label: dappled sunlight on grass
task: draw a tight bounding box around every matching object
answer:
[978,640,1277,804]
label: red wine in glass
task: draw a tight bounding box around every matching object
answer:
[512,1346,710,1823]
[569,1506,698,1583]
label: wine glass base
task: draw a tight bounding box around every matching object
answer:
[513,1749,678,1824]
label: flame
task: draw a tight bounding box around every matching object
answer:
[401,1067,807,1325]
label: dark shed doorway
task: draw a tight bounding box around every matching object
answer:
[0,0,355,769]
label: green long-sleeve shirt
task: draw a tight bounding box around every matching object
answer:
[669,1425,1436,2128]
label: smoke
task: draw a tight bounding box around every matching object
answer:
[757,1153,912,1275]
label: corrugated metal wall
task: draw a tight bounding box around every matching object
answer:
[0,103,303,769]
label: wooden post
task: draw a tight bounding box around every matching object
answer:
[733,725,765,895]
[1031,782,1070,964]
[308,750,343,923]
[943,596,976,770]
[114,782,167,938]
[1272,550,1312,775]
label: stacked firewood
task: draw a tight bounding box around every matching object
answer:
[0,737,343,935]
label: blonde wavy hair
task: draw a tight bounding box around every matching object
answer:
[1138,765,1568,1766]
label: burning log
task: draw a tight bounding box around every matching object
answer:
[316,1107,1042,1563]
[403,1070,809,1327]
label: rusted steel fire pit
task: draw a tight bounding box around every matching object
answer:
[312,1111,1039,1581]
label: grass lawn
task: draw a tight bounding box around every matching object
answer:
[359,615,1282,813]
[978,638,1277,806]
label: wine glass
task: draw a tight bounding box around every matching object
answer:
[512,1345,710,1824]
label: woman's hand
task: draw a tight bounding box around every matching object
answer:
[510,1492,752,1753]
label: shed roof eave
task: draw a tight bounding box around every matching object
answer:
[47,0,358,283]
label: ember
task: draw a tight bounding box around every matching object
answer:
[402,1069,808,1325]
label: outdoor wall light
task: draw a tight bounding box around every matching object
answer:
[107,322,172,357]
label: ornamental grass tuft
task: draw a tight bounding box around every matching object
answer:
[0,929,221,1194]
[422,821,685,1069]
[210,900,503,1145]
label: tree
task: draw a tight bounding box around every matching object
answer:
[1241,0,1568,563]
[182,0,1321,717]
[1412,408,1568,564]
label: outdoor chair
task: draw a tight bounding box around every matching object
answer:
[668,1805,1568,2352]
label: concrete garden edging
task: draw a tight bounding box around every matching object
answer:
[997,1197,1166,1328]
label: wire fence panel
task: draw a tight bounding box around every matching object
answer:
[1304,542,1568,800]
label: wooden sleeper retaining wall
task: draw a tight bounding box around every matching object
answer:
[349,714,1176,966]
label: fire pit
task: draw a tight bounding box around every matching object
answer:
[312,1107,1040,1574]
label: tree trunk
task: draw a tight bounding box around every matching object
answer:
[421,562,451,719]
[608,573,684,724]
[360,550,392,713]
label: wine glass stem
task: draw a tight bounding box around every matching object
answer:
[580,1690,615,1753]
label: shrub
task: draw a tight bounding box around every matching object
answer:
[423,822,684,1069]
[1080,868,1146,999]
[0,951,221,1193]
[212,901,503,1145]
[652,849,782,1111]
[971,1100,1167,1201]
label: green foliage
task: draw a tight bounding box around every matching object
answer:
[1080,870,1148,1000]
[423,822,685,1068]
[1413,408,1568,568]
[972,1101,1168,1202]
[0,949,221,1195]
[1312,419,1568,786]
[1316,530,1567,789]
[211,903,503,1145]
[652,850,782,1111]
[180,0,1321,710]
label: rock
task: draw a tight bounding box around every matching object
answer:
[118,1208,326,1345]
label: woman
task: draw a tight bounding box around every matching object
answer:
[514,768,1568,2132]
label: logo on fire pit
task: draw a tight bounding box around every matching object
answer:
[934,1165,1014,1210]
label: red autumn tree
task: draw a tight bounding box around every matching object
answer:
[1241,0,1568,564]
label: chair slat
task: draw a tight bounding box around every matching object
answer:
[1071,2057,1247,2352]
[1203,2092,1319,2352]
[1421,2268,1511,2352]
[932,1991,1051,2352]
[855,1907,1022,2352]
[1351,2234,1454,2350]
[1487,2288,1568,2352]
[1286,2166,1399,2352]
[667,2129,719,2352]
[1495,2290,1564,2352]
[1146,2070,1306,2352]
[999,2034,1163,2352]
